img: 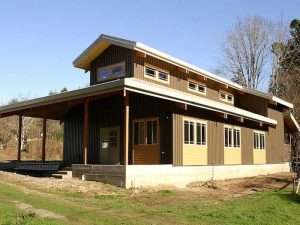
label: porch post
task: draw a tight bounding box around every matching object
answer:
[123,90,129,165]
[17,115,22,161]
[41,118,47,162]
[83,99,89,165]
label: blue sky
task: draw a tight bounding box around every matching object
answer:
[0,0,299,105]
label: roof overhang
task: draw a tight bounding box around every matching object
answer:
[284,112,300,132]
[0,78,277,126]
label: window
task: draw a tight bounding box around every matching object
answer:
[96,62,125,82]
[134,118,158,145]
[184,119,207,146]
[224,126,241,148]
[144,65,169,83]
[254,131,265,150]
[219,91,234,104]
[145,67,155,77]
[187,81,206,95]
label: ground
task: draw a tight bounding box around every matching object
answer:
[0,172,299,225]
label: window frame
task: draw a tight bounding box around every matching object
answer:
[253,130,266,150]
[96,61,126,83]
[183,117,207,147]
[187,80,207,95]
[224,125,241,149]
[133,118,159,146]
[219,91,234,104]
[144,64,170,84]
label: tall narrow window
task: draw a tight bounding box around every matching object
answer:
[224,126,241,148]
[254,131,265,150]
[184,119,207,146]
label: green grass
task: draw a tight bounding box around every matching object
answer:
[0,180,299,225]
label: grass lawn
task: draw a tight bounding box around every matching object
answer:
[0,176,299,225]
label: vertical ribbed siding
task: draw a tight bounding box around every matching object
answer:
[241,127,253,164]
[90,45,134,85]
[63,111,83,165]
[207,121,224,165]
[172,114,183,166]
[267,108,285,163]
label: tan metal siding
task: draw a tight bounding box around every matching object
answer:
[133,53,232,103]
[241,127,253,164]
[207,121,224,165]
[172,114,183,165]
[267,108,285,163]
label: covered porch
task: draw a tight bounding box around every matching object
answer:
[0,79,175,185]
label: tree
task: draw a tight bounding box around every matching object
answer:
[222,16,274,89]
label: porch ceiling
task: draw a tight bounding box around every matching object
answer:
[0,79,124,120]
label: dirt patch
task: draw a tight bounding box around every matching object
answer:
[0,171,293,201]
[186,173,293,198]
[15,201,65,220]
[0,171,123,196]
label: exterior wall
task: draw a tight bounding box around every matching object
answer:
[63,95,123,165]
[90,45,134,85]
[253,150,266,164]
[224,148,242,165]
[267,107,285,163]
[133,53,235,105]
[125,163,290,188]
[172,110,269,166]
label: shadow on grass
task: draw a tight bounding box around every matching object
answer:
[276,191,300,204]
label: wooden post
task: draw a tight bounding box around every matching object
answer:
[41,118,47,162]
[17,115,22,161]
[123,91,129,165]
[83,99,89,165]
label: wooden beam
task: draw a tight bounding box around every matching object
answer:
[41,118,47,162]
[83,99,89,165]
[17,115,22,161]
[123,91,129,165]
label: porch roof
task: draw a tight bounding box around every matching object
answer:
[0,78,278,126]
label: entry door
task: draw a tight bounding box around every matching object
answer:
[100,127,120,165]
[133,118,160,164]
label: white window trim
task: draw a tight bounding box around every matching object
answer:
[253,130,266,150]
[144,64,170,84]
[183,117,207,147]
[96,61,125,82]
[219,91,234,104]
[224,125,241,149]
[187,80,207,96]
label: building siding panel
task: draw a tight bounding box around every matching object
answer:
[267,107,285,163]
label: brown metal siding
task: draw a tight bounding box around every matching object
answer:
[90,45,134,85]
[241,127,254,164]
[63,96,123,165]
[207,121,224,165]
[172,114,183,165]
[63,107,83,165]
[267,108,285,163]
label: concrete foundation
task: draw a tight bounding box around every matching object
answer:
[72,163,290,188]
[125,163,290,188]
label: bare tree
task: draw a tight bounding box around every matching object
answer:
[222,16,274,89]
